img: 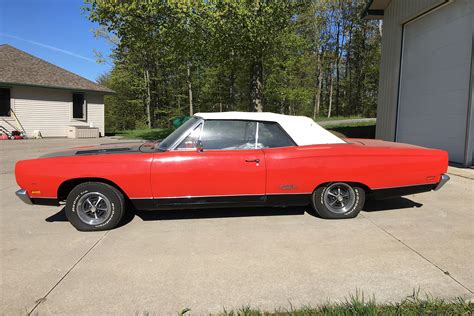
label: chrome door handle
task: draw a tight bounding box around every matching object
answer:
[245,159,260,163]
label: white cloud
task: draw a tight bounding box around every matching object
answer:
[0,33,96,63]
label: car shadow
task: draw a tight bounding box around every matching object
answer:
[45,205,136,229]
[134,206,308,221]
[45,197,422,225]
[363,197,423,212]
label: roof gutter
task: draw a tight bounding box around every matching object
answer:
[361,0,385,20]
[0,81,115,95]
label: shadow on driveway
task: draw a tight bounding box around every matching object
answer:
[364,197,422,212]
[45,197,422,227]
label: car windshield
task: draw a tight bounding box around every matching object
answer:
[156,117,199,151]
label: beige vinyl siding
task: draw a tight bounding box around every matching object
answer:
[8,86,104,137]
[375,0,448,141]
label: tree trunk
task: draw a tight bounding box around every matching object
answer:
[228,49,236,111]
[313,51,323,119]
[229,72,235,111]
[144,69,151,129]
[327,64,334,118]
[187,62,193,116]
[334,21,341,116]
[250,58,263,112]
[346,22,354,115]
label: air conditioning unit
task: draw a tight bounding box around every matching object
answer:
[67,126,100,138]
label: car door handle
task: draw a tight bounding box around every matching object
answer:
[245,159,260,163]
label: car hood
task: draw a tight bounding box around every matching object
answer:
[40,141,157,158]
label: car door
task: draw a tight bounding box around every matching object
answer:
[150,119,266,208]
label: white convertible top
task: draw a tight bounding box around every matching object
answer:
[195,112,344,146]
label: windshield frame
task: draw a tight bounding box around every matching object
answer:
[156,116,203,151]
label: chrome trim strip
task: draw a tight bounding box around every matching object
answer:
[434,174,450,191]
[15,189,32,205]
[129,192,313,200]
[255,122,259,149]
[373,182,438,190]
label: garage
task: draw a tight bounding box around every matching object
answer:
[396,1,472,164]
[364,0,474,166]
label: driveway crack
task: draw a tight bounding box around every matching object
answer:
[27,231,110,315]
[362,214,473,295]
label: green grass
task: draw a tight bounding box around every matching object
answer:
[327,121,376,129]
[138,292,473,315]
[114,128,174,140]
[314,115,366,122]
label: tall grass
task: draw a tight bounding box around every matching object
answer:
[137,291,473,315]
[216,292,472,316]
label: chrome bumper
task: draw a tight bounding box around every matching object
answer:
[434,174,450,191]
[16,189,33,205]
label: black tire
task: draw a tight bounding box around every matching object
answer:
[311,182,365,219]
[65,182,125,231]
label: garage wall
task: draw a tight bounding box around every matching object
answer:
[396,0,473,164]
[5,86,105,137]
[375,0,449,141]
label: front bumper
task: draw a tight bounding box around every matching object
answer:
[16,189,33,205]
[434,174,450,191]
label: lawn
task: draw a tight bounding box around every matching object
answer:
[314,115,366,122]
[114,118,377,141]
[158,293,473,315]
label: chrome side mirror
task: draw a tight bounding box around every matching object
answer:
[196,140,204,152]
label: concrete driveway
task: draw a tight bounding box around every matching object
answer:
[1,138,473,315]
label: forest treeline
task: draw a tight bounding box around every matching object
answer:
[85,0,381,131]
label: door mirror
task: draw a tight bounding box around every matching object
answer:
[196,140,204,152]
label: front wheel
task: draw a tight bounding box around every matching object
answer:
[311,182,365,219]
[65,182,125,231]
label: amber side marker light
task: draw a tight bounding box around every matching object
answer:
[31,190,41,195]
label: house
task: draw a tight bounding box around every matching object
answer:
[363,0,473,166]
[0,44,113,137]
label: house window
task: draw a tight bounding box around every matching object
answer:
[72,93,86,120]
[0,88,11,117]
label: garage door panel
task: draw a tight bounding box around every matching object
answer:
[397,0,472,164]
[400,86,468,116]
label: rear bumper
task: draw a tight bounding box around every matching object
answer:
[16,189,33,205]
[434,174,450,191]
[15,189,59,206]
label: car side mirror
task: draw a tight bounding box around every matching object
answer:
[196,140,204,152]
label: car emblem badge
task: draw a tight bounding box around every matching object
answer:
[280,184,296,190]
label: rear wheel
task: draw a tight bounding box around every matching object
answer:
[65,182,125,231]
[311,182,365,219]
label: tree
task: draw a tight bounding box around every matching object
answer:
[86,0,381,131]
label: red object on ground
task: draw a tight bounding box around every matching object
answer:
[0,134,9,140]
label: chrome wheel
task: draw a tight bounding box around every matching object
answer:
[323,183,356,214]
[76,192,112,225]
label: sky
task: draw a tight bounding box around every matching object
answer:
[0,0,112,82]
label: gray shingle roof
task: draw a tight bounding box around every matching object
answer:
[0,44,113,93]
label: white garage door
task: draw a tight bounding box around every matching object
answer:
[397,0,472,164]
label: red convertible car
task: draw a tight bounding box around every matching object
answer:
[15,112,449,231]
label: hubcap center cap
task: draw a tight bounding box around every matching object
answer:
[337,195,343,202]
